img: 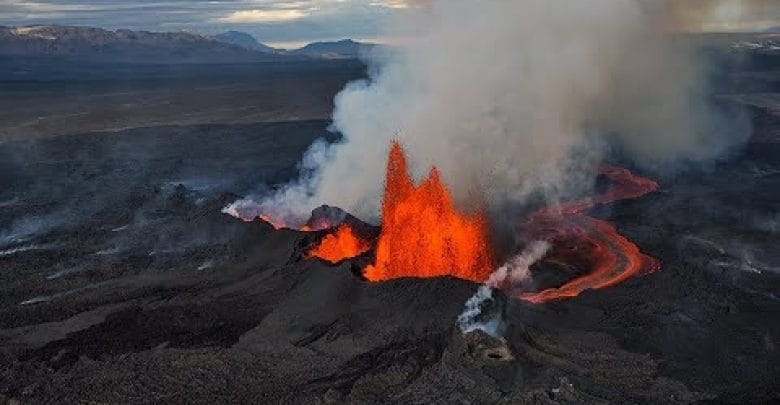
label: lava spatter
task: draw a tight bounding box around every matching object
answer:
[305,224,372,264]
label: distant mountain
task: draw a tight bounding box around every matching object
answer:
[0,25,381,63]
[0,25,294,63]
[214,31,278,54]
[287,39,378,59]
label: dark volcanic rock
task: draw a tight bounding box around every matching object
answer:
[305,204,380,239]
[1,80,779,402]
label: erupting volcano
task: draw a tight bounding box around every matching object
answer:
[301,141,493,279]
[301,141,660,303]
[364,142,494,283]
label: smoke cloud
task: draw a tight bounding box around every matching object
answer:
[257,0,749,226]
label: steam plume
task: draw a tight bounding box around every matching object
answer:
[457,286,503,336]
[486,241,551,289]
[257,0,749,226]
[457,241,551,337]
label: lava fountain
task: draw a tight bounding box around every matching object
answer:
[363,142,494,283]
[305,224,372,264]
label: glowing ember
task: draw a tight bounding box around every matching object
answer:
[257,213,335,232]
[305,225,372,264]
[364,142,494,283]
[518,165,661,303]
[300,222,334,232]
[259,215,288,230]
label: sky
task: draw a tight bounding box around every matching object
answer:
[0,0,777,48]
[666,0,780,33]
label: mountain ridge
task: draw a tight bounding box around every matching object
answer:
[287,38,377,59]
[0,25,378,63]
[213,30,279,54]
[0,25,284,63]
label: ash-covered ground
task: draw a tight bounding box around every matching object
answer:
[0,55,779,403]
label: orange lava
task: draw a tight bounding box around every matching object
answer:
[259,215,333,232]
[518,165,661,303]
[259,215,288,230]
[305,224,372,264]
[363,142,493,283]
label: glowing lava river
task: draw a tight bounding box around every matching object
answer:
[277,142,660,304]
[518,165,661,303]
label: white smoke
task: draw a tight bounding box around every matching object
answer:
[457,241,551,337]
[457,285,503,336]
[486,241,551,289]
[0,214,63,247]
[222,198,264,222]
[257,0,749,226]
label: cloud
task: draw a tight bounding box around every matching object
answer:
[219,8,309,23]
[1,0,775,48]
[0,0,419,44]
[664,0,780,32]
[253,0,751,227]
[372,1,423,9]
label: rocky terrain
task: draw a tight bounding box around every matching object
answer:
[0,39,777,403]
[0,58,366,140]
[0,109,775,403]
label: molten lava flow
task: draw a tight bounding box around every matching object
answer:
[305,224,372,264]
[518,165,661,303]
[364,142,493,283]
